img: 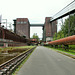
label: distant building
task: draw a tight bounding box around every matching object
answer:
[43,17,57,42]
[13,18,30,39]
[30,38,38,45]
[13,17,57,41]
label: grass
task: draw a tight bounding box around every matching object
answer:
[0,46,35,50]
[69,45,75,49]
[12,46,35,49]
[11,47,35,75]
[0,46,35,53]
[45,45,75,55]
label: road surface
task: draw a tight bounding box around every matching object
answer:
[17,46,75,75]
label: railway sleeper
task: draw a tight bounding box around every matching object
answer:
[0,68,8,75]
[1,56,26,75]
[12,54,28,69]
[0,71,4,75]
[16,57,25,66]
[11,59,23,70]
[14,60,19,65]
[21,55,26,59]
[18,56,24,61]
[0,63,15,75]
[0,48,34,75]
[7,64,19,75]
[9,65,17,74]
[9,59,25,74]
[19,55,26,61]
[5,63,15,70]
[6,71,10,75]
[5,66,11,71]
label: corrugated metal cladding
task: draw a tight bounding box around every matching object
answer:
[51,1,75,21]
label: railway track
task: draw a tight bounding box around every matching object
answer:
[0,47,36,75]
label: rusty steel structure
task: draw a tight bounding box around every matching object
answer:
[0,27,27,43]
[48,35,75,45]
[0,27,29,47]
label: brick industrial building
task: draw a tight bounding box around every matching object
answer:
[43,17,57,42]
[13,18,30,39]
[13,17,57,41]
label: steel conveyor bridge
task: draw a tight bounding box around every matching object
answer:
[50,1,75,22]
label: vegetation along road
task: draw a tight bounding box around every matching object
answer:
[17,46,75,75]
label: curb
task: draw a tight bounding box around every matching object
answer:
[56,51,75,59]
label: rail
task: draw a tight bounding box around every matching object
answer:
[0,47,36,75]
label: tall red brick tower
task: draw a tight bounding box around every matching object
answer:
[51,20,57,38]
[45,17,52,37]
[14,18,30,39]
[43,17,57,42]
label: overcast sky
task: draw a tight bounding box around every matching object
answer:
[0,0,74,38]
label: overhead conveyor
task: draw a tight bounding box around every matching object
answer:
[50,1,75,22]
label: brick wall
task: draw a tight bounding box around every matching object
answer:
[16,18,30,39]
[44,17,52,37]
[44,17,57,41]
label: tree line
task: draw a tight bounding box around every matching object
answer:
[53,14,75,40]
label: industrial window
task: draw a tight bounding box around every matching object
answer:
[21,21,23,24]
[17,22,20,24]
[24,22,27,24]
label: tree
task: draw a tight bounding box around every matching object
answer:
[53,31,64,40]
[53,14,75,40]
[61,14,75,36]
[32,33,39,41]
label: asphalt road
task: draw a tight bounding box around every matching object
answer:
[17,46,75,75]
